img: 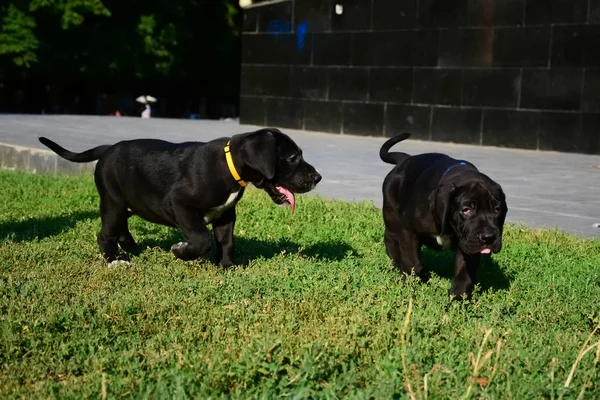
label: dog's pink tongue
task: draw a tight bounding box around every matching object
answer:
[481,248,491,254]
[276,185,295,213]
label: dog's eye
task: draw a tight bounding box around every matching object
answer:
[494,206,501,214]
[461,207,471,215]
[288,154,298,163]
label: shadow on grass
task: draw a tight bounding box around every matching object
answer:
[133,227,356,265]
[0,211,98,242]
[1,211,356,265]
[421,248,513,292]
[237,237,357,264]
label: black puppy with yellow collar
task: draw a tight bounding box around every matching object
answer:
[39,128,321,267]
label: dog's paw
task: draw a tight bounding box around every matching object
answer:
[171,241,209,261]
[217,260,235,269]
[171,242,196,261]
[171,241,187,255]
[447,289,472,302]
[108,260,131,268]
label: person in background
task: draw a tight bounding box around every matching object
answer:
[136,95,157,119]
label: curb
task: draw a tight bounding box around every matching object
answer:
[0,142,96,175]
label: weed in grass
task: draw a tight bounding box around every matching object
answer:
[0,170,599,398]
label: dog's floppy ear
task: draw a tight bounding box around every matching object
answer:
[494,183,508,227]
[239,129,277,181]
[429,183,457,235]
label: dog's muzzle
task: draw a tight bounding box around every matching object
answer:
[459,228,502,255]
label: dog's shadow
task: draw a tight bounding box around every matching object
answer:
[421,249,512,292]
[0,210,98,243]
[132,225,356,265]
[1,211,355,264]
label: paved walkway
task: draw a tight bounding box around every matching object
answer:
[1,115,599,237]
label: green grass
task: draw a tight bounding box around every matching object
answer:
[1,170,599,399]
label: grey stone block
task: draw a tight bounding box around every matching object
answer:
[1,144,30,170]
[56,156,83,175]
[30,150,57,175]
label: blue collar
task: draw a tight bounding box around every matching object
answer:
[441,161,468,178]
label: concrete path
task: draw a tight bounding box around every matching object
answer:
[1,115,599,237]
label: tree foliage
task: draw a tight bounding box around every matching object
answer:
[0,0,241,115]
[0,0,111,66]
[0,4,39,66]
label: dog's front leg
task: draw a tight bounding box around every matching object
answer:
[170,208,212,261]
[212,209,236,268]
[449,250,480,300]
[385,228,426,279]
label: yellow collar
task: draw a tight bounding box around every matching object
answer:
[224,140,247,187]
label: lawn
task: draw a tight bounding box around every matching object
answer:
[0,170,599,399]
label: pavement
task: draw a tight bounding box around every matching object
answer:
[1,114,599,237]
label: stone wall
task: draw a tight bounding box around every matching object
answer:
[0,143,96,175]
[240,0,600,154]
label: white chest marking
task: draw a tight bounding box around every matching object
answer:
[204,191,240,224]
[433,235,453,250]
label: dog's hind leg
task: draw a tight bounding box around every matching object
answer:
[118,226,137,252]
[170,208,212,261]
[385,228,426,279]
[98,199,129,263]
[117,209,137,251]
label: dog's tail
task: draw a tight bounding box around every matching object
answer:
[39,137,111,163]
[379,133,411,165]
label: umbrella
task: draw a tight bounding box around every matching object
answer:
[136,95,157,104]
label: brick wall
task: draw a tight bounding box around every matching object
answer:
[240,0,600,154]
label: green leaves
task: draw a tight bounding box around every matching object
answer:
[137,14,176,75]
[0,0,240,100]
[29,0,111,28]
[0,0,110,68]
[0,4,38,66]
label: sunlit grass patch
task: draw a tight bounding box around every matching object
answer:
[1,170,599,398]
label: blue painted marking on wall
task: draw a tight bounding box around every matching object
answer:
[266,19,291,38]
[265,19,309,53]
[296,21,308,53]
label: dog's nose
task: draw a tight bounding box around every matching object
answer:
[314,173,322,184]
[479,233,496,244]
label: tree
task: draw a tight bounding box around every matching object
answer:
[0,0,241,116]
[0,0,111,67]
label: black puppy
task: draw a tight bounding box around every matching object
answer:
[39,128,321,267]
[380,133,508,299]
